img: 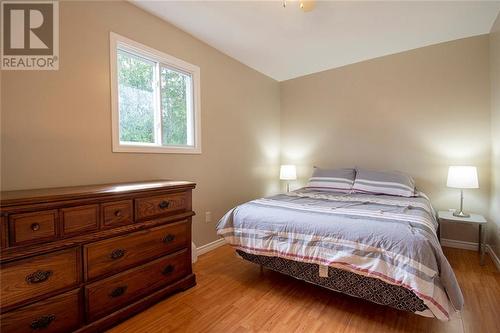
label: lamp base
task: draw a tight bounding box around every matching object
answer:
[453,189,470,218]
[453,211,470,218]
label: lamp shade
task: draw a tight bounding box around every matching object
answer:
[280,165,297,180]
[447,166,479,189]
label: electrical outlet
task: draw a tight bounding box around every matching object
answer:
[205,211,212,223]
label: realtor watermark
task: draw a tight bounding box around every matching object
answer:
[1,1,59,70]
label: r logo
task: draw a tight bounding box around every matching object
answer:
[1,1,59,70]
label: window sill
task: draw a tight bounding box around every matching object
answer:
[112,144,201,154]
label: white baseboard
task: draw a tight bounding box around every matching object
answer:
[486,245,500,271]
[441,238,500,272]
[440,238,478,251]
[196,238,226,256]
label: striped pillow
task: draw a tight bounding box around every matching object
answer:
[306,167,355,191]
[352,169,416,197]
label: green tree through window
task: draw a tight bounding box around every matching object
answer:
[161,68,189,145]
[117,50,155,143]
[115,46,196,150]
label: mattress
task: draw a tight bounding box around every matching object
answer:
[217,188,463,320]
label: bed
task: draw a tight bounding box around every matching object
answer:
[216,168,464,321]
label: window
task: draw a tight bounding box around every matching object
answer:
[110,32,201,153]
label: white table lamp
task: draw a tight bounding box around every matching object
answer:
[280,165,297,192]
[447,166,479,218]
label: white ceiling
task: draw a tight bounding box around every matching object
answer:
[133,1,500,81]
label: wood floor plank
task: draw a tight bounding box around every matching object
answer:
[108,245,499,333]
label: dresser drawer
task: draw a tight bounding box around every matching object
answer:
[61,204,99,236]
[0,248,81,310]
[85,249,189,321]
[0,289,82,333]
[84,221,189,280]
[101,200,133,229]
[135,191,188,220]
[1,215,8,248]
[9,210,57,246]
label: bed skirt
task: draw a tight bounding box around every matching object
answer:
[236,250,428,314]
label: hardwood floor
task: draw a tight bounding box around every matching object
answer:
[108,245,500,333]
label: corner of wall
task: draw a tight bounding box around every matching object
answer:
[489,11,500,259]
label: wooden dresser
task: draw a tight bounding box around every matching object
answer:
[0,180,196,333]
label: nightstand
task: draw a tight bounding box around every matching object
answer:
[437,210,487,265]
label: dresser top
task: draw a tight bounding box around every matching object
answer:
[1,180,196,207]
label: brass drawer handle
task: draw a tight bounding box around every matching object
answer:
[158,200,170,209]
[31,223,40,231]
[162,264,175,275]
[30,314,56,330]
[110,248,126,260]
[109,285,127,298]
[26,270,53,284]
[163,234,175,244]
[114,209,123,217]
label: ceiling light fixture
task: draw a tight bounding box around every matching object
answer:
[282,0,315,12]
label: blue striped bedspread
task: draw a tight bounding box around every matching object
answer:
[216,188,464,320]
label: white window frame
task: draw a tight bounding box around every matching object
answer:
[110,32,201,154]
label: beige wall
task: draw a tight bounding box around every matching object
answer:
[280,36,491,242]
[490,13,500,258]
[1,1,496,247]
[0,1,281,247]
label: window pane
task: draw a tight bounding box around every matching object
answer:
[160,67,193,146]
[117,50,155,144]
